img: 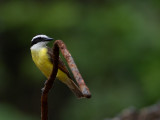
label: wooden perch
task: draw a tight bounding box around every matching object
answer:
[54,40,91,98]
[41,40,91,120]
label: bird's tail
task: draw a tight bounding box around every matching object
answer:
[66,78,84,98]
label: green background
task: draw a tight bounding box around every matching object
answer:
[0,1,160,120]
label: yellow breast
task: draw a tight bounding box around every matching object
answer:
[31,47,69,83]
[31,48,53,78]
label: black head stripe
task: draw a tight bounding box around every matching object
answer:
[31,35,53,47]
[31,37,43,46]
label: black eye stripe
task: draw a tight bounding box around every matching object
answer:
[31,37,44,46]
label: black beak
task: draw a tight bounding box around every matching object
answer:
[45,37,54,41]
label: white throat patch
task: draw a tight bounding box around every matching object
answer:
[30,42,48,50]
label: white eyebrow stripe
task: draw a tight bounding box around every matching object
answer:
[31,35,48,41]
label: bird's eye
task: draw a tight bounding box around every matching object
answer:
[37,37,43,41]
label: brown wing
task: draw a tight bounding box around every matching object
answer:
[47,47,71,79]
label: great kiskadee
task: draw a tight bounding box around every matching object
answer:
[30,35,83,98]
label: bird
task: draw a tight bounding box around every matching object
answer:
[30,35,83,98]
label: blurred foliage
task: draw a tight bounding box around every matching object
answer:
[0,103,38,120]
[0,0,160,120]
